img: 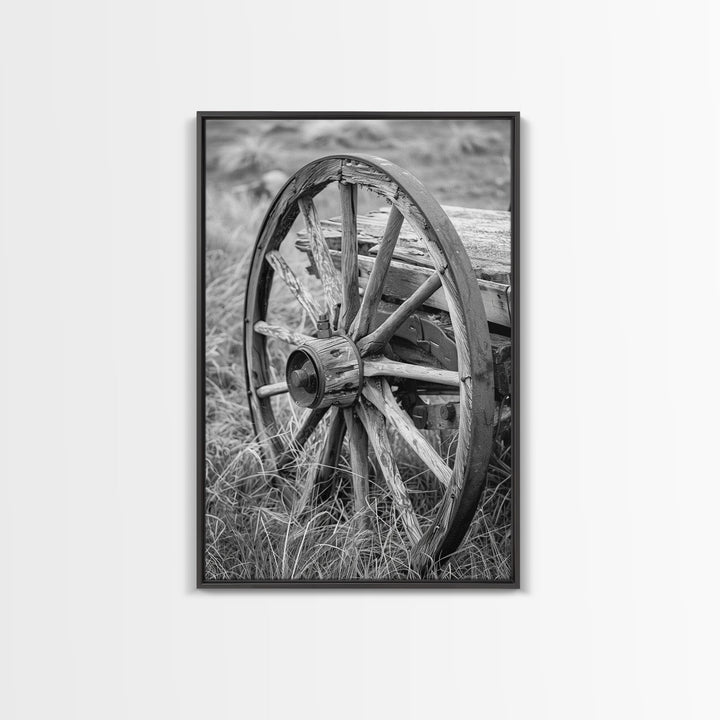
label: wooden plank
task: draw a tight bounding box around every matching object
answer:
[330,250,511,328]
[369,205,510,284]
[299,204,510,284]
[295,203,511,327]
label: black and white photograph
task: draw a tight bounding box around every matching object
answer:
[199,112,518,585]
[5,1,720,717]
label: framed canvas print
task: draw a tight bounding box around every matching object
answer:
[198,112,519,587]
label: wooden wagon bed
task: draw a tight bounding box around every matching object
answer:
[296,203,512,398]
[296,204,512,330]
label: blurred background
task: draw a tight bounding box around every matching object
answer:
[205,117,511,251]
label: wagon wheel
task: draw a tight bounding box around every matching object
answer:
[244,154,495,573]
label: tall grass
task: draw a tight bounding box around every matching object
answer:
[205,413,512,581]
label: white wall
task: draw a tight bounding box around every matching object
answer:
[1,1,718,718]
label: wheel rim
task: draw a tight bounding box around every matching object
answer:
[243,154,495,571]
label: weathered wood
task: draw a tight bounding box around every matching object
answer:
[340,160,428,238]
[326,250,511,327]
[362,379,452,488]
[253,321,313,347]
[297,203,511,327]
[364,358,459,386]
[297,196,342,316]
[356,271,444,356]
[311,335,361,408]
[304,204,510,284]
[491,333,512,397]
[339,182,360,331]
[311,407,346,503]
[286,336,361,409]
[356,399,423,544]
[415,400,460,431]
[265,250,321,325]
[370,205,510,283]
[351,204,404,340]
[343,407,370,527]
[364,309,511,396]
[255,381,289,399]
[276,406,329,472]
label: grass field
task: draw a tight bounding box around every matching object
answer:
[204,118,513,581]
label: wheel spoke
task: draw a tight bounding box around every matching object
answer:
[254,381,289,399]
[364,358,459,386]
[265,251,321,325]
[300,407,346,508]
[343,407,370,525]
[351,204,404,340]
[298,196,342,317]
[276,406,329,471]
[362,379,452,488]
[356,399,422,544]
[356,270,443,356]
[339,182,360,331]
[253,321,314,346]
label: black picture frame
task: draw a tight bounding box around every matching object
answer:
[197,111,520,588]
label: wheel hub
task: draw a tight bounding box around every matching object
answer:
[285,335,363,409]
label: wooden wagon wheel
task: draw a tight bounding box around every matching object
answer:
[244,154,495,573]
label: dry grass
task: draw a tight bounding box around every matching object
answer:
[203,119,513,582]
[205,408,512,582]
